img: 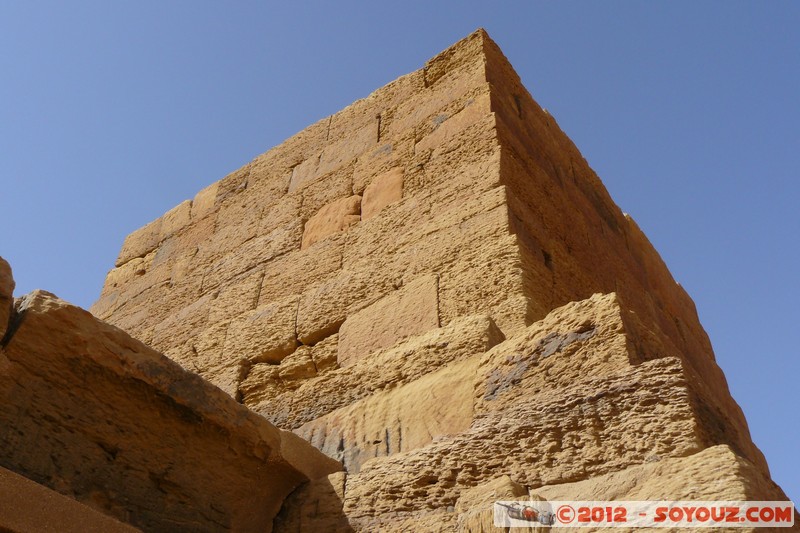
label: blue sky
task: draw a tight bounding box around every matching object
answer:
[1,2,797,504]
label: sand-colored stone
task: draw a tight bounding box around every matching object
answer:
[0,465,140,533]
[250,314,503,429]
[338,273,440,367]
[456,476,529,533]
[115,216,161,267]
[160,199,192,240]
[273,472,352,533]
[191,181,219,220]
[224,295,299,364]
[80,29,791,532]
[301,195,362,249]
[296,356,478,473]
[535,444,789,503]
[361,167,403,220]
[0,288,340,532]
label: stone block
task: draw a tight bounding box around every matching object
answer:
[296,356,478,473]
[361,167,403,220]
[317,121,377,177]
[224,295,299,364]
[258,233,344,306]
[288,154,321,193]
[0,465,138,533]
[115,216,162,267]
[338,274,440,367]
[0,290,341,532]
[207,269,263,324]
[414,92,491,154]
[160,199,192,240]
[352,130,414,195]
[298,162,356,220]
[191,181,219,220]
[301,196,362,250]
[201,218,303,292]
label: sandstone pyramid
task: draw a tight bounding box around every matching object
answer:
[0,29,793,532]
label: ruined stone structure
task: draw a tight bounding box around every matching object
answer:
[0,30,793,531]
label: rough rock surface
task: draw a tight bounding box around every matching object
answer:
[0,279,340,532]
[4,28,781,531]
[0,465,140,533]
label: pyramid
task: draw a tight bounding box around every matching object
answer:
[0,29,791,531]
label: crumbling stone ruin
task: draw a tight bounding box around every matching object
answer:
[0,29,793,532]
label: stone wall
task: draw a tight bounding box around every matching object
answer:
[86,30,793,531]
[0,261,340,532]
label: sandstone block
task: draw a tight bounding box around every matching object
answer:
[317,121,377,177]
[309,333,339,373]
[159,199,192,240]
[0,290,341,532]
[259,233,344,306]
[296,356,478,473]
[361,167,403,220]
[115,216,162,267]
[192,320,232,373]
[278,348,317,381]
[415,92,492,154]
[256,314,502,429]
[342,357,702,522]
[298,162,356,220]
[535,444,790,502]
[214,162,250,206]
[191,181,219,220]
[252,116,330,192]
[207,269,263,324]
[288,154,320,193]
[150,292,213,360]
[383,53,485,139]
[338,274,440,367]
[224,295,299,364]
[294,263,403,348]
[245,150,292,204]
[259,193,302,236]
[455,475,528,533]
[301,195,362,250]
[240,362,285,409]
[202,218,303,291]
[352,131,414,195]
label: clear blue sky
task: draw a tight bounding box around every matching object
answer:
[1,2,797,504]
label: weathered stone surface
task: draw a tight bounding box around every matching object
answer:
[191,181,219,220]
[0,256,13,340]
[455,475,528,533]
[361,167,403,220]
[296,356,478,473]
[535,444,789,503]
[84,28,790,532]
[301,195,361,249]
[338,273,440,367]
[0,289,340,532]
[273,472,352,533]
[115,216,161,267]
[0,465,140,533]
[160,199,193,240]
[250,314,503,429]
[224,295,299,364]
